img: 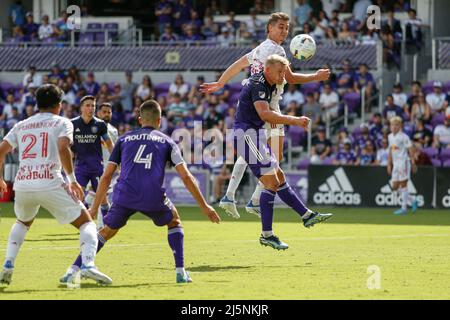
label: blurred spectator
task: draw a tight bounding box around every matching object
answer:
[47,64,65,85]
[353,0,372,23]
[433,115,450,149]
[412,144,432,166]
[310,127,332,164]
[337,59,354,95]
[217,27,235,47]
[168,93,187,123]
[136,75,155,101]
[22,65,42,90]
[201,16,219,39]
[238,22,253,42]
[213,164,231,203]
[23,12,39,40]
[169,74,190,100]
[356,139,376,165]
[83,72,100,96]
[354,63,375,110]
[189,10,203,30]
[353,124,375,154]
[182,24,203,42]
[375,137,389,165]
[173,0,193,33]
[302,92,321,128]
[285,101,301,116]
[410,93,431,123]
[160,24,179,42]
[224,106,236,130]
[54,11,70,41]
[1,94,20,121]
[336,127,350,151]
[382,10,402,39]
[38,15,53,40]
[383,94,405,122]
[311,10,329,40]
[225,11,241,34]
[23,104,35,119]
[369,112,384,141]
[188,75,206,102]
[20,85,36,111]
[319,82,339,121]
[61,82,76,106]
[405,8,423,54]
[392,83,408,110]
[426,81,448,115]
[9,1,25,27]
[121,71,138,112]
[67,65,82,88]
[204,105,224,130]
[282,84,304,109]
[6,107,21,130]
[406,80,422,110]
[412,118,433,148]
[294,0,312,27]
[333,139,356,165]
[338,21,355,42]
[155,0,174,35]
[321,0,346,19]
[210,73,230,101]
[11,25,27,42]
[247,9,263,34]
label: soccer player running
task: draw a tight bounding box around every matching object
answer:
[233,54,332,250]
[71,96,113,224]
[387,116,419,215]
[0,84,111,285]
[60,100,221,284]
[200,12,330,218]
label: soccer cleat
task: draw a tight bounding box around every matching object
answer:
[176,271,193,283]
[59,266,80,285]
[80,265,112,285]
[303,212,333,228]
[219,196,240,219]
[393,208,407,215]
[0,261,14,285]
[259,234,289,250]
[245,200,261,218]
[411,199,418,213]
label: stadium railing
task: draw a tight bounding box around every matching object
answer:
[432,37,450,70]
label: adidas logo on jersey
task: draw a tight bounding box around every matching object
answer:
[442,188,450,208]
[375,180,424,207]
[313,168,361,205]
[75,128,81,132]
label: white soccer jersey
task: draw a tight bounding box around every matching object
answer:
[388,131,412,163]
[4,112,74,192]
[102,122,119,168]
[246,38,287,112]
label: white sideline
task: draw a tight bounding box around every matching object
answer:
[0,233,448,252]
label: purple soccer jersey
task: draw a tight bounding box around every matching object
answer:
[108,126,184,213]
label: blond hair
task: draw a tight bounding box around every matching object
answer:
[266,12,290,33]
[265,54,289,69]
[389,116,403,125]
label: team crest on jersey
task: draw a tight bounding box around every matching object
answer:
[91,126,98,134]
[259,91,266,99]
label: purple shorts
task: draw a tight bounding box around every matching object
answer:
[103,201,174,230]
[233,128,278,179]
[75,167,103,191]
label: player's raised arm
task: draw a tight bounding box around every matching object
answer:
[254,100,310,129]
[58,136,84,202]
[175,163,221,224]
[0,140,13,194]
[285,65,331,84]
[199,55,250,94]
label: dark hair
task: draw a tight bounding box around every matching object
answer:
[80,95,96,105]
[99,102,112,110]
[140,100,161,121]
[36,84,62,110]
[386,94,393,99]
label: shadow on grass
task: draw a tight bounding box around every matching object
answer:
[25,238,79,242]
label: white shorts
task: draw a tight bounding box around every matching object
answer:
[392,159,411,182]
[14,184,86,224]
[264,123,285,138]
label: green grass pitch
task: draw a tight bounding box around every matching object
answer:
[1,202,450,300]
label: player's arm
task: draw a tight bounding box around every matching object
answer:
[408,145,417,174]
[58,137,84,201]
[102,126,114,153]
[387,146,393,176]
[89,163,117,215]
[0,140,13,194]
[285,65,330,84]
[254,100,310,129]
[199,55,250,94]
[175,163,220,224]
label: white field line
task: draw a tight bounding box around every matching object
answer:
[0,233,448,252]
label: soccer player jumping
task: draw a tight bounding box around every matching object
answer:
[232,55,332,250]
[60,100,220,284]
[200,12,330,218]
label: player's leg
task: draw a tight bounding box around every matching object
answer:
[219,156,247,219]
[275,169,333,228]
[0,192,38,285]
[392,162,409,215]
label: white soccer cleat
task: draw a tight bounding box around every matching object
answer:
[219,196,240,219]
[59,265,80,285]
[81,265,112,285]
[245,200,261,218]
[0,268,13,286]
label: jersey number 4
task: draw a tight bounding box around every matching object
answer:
[22,132,49,159]
[133,144,153,169]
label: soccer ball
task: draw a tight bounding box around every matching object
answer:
[290,34,316,61]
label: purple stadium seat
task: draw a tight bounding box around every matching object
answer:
[288,125,306,147]
[155,82,171,98]
[322,157,334,165]
[40,37,57,46]
[431,158,442,167]
[87,23,102,30]
[301,82,320,95]
[104,23,118,30]
[443,159,450,167]
[297,157,310,170]
[423,147,439,159]
[79,32,95,47]
[0,82,15,94]
[439,148,450,162]
[343,92,361,114]
[431,112,445,127]
[422,80,435,95]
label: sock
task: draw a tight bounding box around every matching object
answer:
[168,226,184,269]
[262,230,274,238]
[401,187,408,210]
[73,232,106,268]
[251,182,265,206]
[79,222,98,268]
[225,157,248,200]
[4,222,29,267]
[260,189,276,233]
[277,182,310,218]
